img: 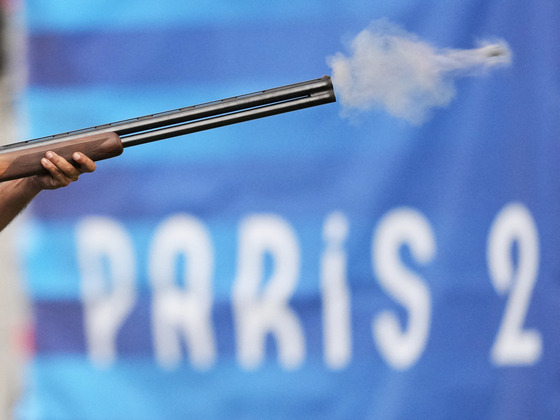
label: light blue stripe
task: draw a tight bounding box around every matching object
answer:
[16,356,388,420]
[19,215,356,301]
[25,1,323,32]
[24,0,418,33]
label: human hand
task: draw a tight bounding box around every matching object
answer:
[31,151,97,190]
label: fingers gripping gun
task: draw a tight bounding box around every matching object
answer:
[0,76,335,182]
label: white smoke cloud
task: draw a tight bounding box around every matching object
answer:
[327,20,512,125]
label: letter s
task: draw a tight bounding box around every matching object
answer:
[371,208,435,370]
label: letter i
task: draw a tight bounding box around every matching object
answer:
[320,211,351,369]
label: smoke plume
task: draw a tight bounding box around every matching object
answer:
[327,20,512,124]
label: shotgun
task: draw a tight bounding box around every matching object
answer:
[0,76,336,182]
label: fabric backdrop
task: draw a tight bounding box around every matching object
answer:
[13,1,560,419]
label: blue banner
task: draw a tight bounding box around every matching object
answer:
[15,1,560,419]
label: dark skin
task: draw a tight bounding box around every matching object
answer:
[0,151,96,231]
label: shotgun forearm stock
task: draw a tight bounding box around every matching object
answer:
[0,76,336,182]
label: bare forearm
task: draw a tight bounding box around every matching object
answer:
[0,151,97,232]
[0,178,42,231]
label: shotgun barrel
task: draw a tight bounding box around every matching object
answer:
[0,76,336,182]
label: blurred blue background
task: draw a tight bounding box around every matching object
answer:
[12,1,560,419]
